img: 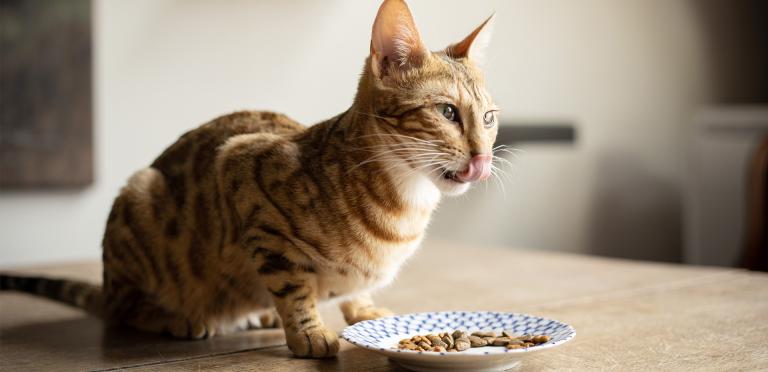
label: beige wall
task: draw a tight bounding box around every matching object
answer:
[0,1,718,265]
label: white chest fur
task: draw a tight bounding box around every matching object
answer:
[397,165,441,210]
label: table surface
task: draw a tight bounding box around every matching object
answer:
[1,241,767,371]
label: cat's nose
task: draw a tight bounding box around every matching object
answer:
[456,154,492,182]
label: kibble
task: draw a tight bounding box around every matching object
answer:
[455,337,471,351]
[442,334,454,349]
[492,337,511,346]
[427,335,448,348]
[395,330,551,352]
[472,331,496,338]
[468,335,488,347]
[452,330,468,340]
[403,342,418,350]
[518,334,534,342]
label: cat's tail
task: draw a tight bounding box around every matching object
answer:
[0,273,103,317]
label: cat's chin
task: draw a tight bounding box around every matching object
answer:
[431,174,472,196]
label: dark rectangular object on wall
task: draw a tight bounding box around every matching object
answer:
[0,0,93,189]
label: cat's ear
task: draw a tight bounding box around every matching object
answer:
[446,13,495,65]
[370,0,428,78]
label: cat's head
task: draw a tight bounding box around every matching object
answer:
[356,0,498,197]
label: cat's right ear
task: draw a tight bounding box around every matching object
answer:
[370,0,428,78]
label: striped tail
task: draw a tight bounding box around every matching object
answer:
[0,274,103,317]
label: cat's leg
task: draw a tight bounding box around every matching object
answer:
[166,316,214,339]
[109,287,214,339]
[339,293,394,325]
[266,277,339,358]
[134,308,213,340]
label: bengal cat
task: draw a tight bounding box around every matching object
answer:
[0,0,499,358]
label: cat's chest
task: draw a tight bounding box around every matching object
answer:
[317,237,424,301]
[316,172,439,300]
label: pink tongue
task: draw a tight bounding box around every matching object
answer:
[456,154,492,183]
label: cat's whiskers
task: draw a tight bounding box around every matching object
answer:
[492,144,524,152]
[346,135,449,176]
[492,145,526,161]
[348,152,448,177]
[492,145,520,169]
[355,148,446,157]
[391,158,452,188]
[479,144,523,197]
[346,132,450,177]
[377,153,450,175]
[399,156,451,179]
[373,156,449,175]
[358,151,446,166]
[352,133,444,146]
[489,163,507,198]
[492,156,516,183]
[349,143,439,152]
[491,156,516,176]
[425,160,453,179]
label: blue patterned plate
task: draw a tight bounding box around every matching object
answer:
[341,311,575,371]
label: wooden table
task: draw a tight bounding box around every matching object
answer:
[2,241,767,371]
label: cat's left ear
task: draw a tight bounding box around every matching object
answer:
[370,0,429,78]
[446,13,495,65]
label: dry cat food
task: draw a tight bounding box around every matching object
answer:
[396,330,551,352]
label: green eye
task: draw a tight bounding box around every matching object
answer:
[437,104,460,123]
[483,111,496,128]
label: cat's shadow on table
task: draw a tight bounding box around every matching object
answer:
[3,316,406,370]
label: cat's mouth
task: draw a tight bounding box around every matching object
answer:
[437,155,492,184]
[440,169,466,184]
[429,165,473,196]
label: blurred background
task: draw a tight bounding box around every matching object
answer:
[1,0,766,269]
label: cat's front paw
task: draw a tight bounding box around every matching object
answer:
[285,326,340,358]
[344,307,394,325]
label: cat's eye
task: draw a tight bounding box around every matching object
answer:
[483,111,497,128]
[437,104,460,123]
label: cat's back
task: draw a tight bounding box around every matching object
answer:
[152,110,304,174]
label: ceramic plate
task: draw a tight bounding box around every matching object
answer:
[341,311,575,372]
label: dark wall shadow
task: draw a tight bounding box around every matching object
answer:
[690,0,768,104]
